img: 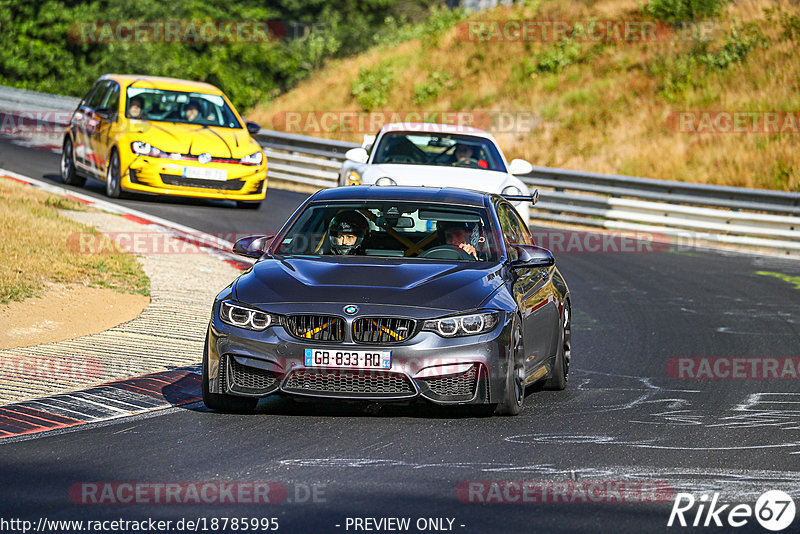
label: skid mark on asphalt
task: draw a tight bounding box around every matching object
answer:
[276,459,800,499]
[0,366,201,440]
[538,370,800,454]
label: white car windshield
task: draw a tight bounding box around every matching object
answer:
[371,132,507,172]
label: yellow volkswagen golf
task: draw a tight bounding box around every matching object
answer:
[61,74,267,209]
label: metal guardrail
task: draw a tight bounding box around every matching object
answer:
[253,128,800,255]
[2,84,799,255]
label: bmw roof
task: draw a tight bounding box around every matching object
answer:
[309,186,493,207]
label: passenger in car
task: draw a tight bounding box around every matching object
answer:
[438,221,479,259]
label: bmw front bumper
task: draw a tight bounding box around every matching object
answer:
[205,306,514,406]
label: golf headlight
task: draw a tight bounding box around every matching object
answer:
[375,176,396,186]
[240,151,263,165]
[131,141,167,158]
[219,301,276,331]
[423,312,499,337]
[345,169,361,186]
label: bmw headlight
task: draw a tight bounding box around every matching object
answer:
[422,312,499,337]
[240,151,264,166]
[375,176,397,186]
[131,141,167,158]
[219,301,277,331]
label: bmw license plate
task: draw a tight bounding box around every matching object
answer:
[304,348,391,369]
[183,167,227,181]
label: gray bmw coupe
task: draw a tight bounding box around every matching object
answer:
[203,186,571,416]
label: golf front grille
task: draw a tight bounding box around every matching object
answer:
[419,365,479,399]
[283,369,415,397]
[160,174,244,191]
[285,315,344,342]
[222,355,278,395]
[353,317,416,344]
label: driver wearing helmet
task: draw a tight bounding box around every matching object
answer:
[437,220,479,260]
[328,210,370,255]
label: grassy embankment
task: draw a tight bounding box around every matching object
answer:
[249,0,800,191]
[0,179,149,304]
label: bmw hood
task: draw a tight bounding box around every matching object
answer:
[232,256,504,316]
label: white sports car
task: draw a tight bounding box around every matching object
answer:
[339,123,535,221]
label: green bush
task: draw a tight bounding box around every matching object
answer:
[0,0,448,110]
[413,70,451,104]
[697,23,766,70]
[643,0,731,25]
[351,63,395,111]
[533,39,581,74]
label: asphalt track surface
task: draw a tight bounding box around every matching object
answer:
[2,138,800,533]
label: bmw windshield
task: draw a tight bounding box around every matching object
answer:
[274,201,500,262]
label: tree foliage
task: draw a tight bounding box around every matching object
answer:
[0,0,444,110]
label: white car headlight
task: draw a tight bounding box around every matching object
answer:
[131,141,167,158]
[240,151,264,166]
[422,312,499,337]
[375,176,397,186]
[219,301,277,331]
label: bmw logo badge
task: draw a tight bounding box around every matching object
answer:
[344,305,359,315]
[198,152,211,164]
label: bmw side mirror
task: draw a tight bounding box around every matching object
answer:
[233,235,274,259]
[345,147,369,163]
[508,158,533,175]
[511,245,554,268]
[246,122,261,135]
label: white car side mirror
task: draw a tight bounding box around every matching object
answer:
[362,134,376,150]
[508,158,533,175]
[345,147,369,164]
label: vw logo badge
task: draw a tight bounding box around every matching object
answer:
[198,153,211,164]
[344,305,359,315]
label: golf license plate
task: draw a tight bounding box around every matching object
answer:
[183,167,227,181]
[304,348,391,369]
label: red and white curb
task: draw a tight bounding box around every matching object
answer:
[0,366,203,440]
[0,168,255,440]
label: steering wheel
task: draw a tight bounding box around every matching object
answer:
[384,155,416,163]
[418,245,475,260]
[453,158,482,168]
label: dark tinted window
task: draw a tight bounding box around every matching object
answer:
[496,202,532,259]
[101,83,120,115]
[85,81,111,109]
